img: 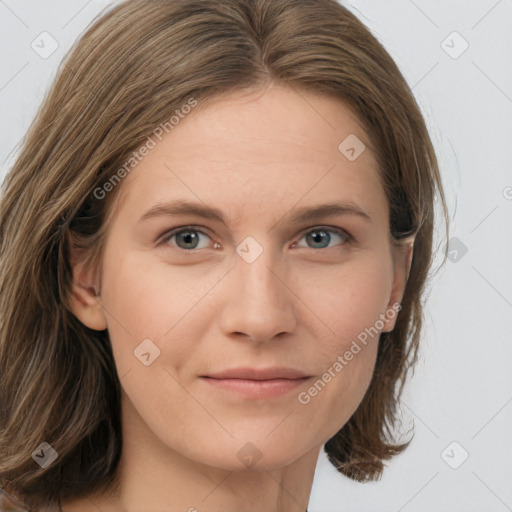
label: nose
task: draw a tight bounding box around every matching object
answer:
[219,242,297,343]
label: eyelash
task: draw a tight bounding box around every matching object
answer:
[158,225,354,253]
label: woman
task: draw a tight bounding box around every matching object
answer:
[0,0,449,510]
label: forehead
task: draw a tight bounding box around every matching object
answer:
[112,84,386,226]
[157,84,373,163]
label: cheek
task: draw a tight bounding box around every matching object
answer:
[300,251,394,353]
[99,251,178,368]
[99,249,221,375]
[295,253,391,420]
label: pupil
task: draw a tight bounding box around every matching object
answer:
[180,232,197,248]
[309,231,329,248]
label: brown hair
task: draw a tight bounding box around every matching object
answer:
[0,0,449,509]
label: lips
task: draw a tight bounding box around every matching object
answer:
[200,367,312,399]
[202,366,311,381]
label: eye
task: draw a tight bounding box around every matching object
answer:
[293,226,352,250]
[158,225,353,253]
[159,226,214,251]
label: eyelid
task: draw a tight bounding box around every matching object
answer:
[297,225,352,240]
[157,225,213,246]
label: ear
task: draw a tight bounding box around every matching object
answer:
[382,236,415,333]
[68,240,108,331]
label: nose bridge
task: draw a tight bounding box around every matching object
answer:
[220,235,296,341]
[237,241,281,301]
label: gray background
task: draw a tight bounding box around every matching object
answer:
[1,1,511,511]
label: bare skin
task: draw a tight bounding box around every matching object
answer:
[65,82,414,512]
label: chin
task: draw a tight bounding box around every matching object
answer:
[183,433,315,473]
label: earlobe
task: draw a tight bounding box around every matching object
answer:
[383,237,415,333]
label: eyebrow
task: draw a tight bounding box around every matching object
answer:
[138,199,372,226]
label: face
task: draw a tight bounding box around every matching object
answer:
[71,83,412,471]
